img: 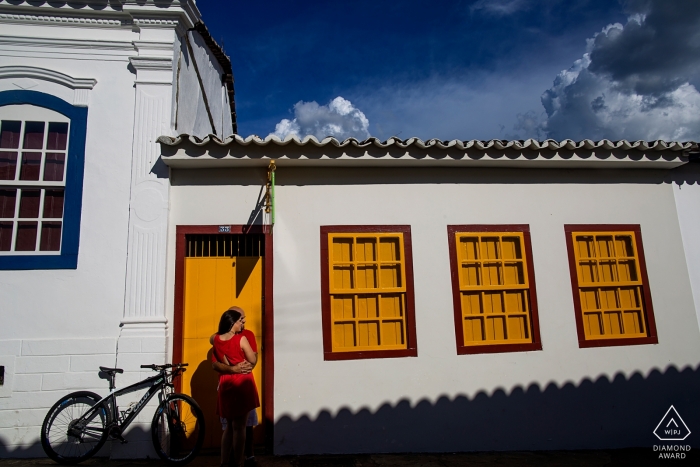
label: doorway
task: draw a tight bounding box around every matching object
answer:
[173,226,273,452]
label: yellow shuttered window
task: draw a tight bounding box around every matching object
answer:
[321,226,418,360]
[448,226,542,354]
[572,231,646,338]
[565,225,657,347]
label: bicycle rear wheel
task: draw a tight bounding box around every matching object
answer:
[151,393,205,465]
[41,391,109,464]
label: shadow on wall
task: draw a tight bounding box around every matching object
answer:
[2,366,698,458]
[0,424,155,459]
[169,161,700,188]
[190,349,221,449]
[274,364,700,455]
[670,160,700,186]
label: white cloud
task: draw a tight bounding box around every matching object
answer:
[270,97,370,141]
[539,0,700,141]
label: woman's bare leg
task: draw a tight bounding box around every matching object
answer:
[221,419,233,466]
[232,415,247,467]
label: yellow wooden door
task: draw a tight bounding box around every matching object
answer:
[182,255,263,449]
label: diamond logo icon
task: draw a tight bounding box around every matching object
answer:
[654,405,691,441]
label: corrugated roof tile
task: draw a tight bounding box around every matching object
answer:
[158,134,696,152]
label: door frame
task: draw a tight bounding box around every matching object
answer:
[173,224,274,452]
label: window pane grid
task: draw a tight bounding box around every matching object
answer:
[456,233,533,346]
[331,293,407,351]
[0,118,68,254]
[0,188,64,253]
[572,231,647,339]
[329,233,408,352]
[0,120,69,185]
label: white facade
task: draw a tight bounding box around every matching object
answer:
[162,139,700,454]
[1,0,700,459]
[0,1,234,457]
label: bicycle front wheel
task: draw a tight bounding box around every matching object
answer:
[40,391,109,464]
[151,393,205,465]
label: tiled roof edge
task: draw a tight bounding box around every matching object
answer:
[157,134,698,152]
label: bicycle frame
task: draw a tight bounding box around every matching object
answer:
[73,372,171,439]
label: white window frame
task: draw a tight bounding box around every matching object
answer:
[1,105,70,255]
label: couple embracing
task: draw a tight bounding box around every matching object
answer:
[210,306,260,467]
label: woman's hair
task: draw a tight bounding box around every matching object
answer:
[217,308,242,334]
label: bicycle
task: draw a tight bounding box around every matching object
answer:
[40,363,205,465]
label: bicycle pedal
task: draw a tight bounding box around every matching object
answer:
[109,428,128,444]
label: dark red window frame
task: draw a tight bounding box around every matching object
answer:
[447,224,543,355]
[320,225,418,361]
[564,224,658,348]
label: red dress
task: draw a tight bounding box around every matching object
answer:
[213,333,260,419]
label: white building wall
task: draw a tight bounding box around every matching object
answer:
[672,163,700,334]
[0,3,211,457]
[175,29,234,139]
[0,34,136,455]
[168,166,700,454]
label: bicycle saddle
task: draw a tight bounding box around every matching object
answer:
[99,366,123,375]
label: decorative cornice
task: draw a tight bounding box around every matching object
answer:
[132,18,180,27]
[129,56,173,71]
[133,40,174,52]
[120,316,168,325]
[0,1,202,31]
[0,66,97,90]
[0,35,134,52]
[0,12,124,27]
[133,80,173,86]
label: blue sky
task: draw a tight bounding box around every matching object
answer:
[197,0,700,142]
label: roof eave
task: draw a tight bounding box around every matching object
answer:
[159,134,692,170]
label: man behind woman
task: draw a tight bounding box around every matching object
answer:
[211,306,260,467]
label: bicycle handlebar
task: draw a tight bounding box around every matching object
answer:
[140,363,189,371]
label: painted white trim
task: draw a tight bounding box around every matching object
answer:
[0,36,134,52]
[133,80,174,86]
[120,317,168,325]
[0,66,96,90]
[129,57,173,71]
[133,40,174,52]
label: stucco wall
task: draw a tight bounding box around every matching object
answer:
[168,166,700,454]
[175,29,234,139]
[672,163,700,334]
[0,12,179,456]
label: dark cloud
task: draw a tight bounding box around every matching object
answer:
[588,0,700,96]
[540,0,700,142]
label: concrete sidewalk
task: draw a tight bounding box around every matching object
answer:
[0,449,693,467]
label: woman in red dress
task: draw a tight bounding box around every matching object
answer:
[212,307,259,467]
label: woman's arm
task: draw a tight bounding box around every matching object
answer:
[212,360,252,374]
[211,348,252,374]
[240,336,258,367]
